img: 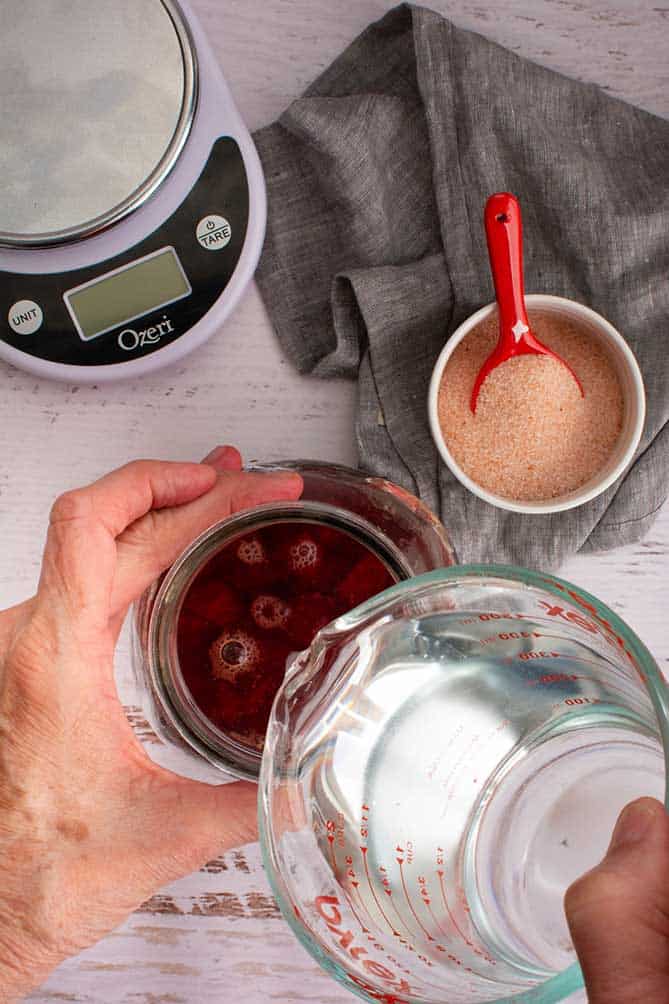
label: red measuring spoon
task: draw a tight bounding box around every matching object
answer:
[470,192,584,413]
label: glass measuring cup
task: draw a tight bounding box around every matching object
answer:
[259,565,669,1003]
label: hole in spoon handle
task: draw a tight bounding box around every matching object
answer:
[485,193,531,343]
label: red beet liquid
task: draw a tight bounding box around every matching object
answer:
[177,520,396,751]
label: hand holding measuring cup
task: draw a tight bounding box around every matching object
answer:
[566,796,669,1004]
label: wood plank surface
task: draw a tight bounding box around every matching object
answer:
[0,1,665,1001]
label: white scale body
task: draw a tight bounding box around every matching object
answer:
[0,0,266,381]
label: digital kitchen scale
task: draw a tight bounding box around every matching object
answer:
[0,0,266,381]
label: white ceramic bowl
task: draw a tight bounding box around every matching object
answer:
[427,294,646,514]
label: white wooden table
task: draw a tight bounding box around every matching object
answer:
[0,1,666,1000]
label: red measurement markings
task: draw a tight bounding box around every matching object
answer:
[316,896,413,1001]
[384,875,421,947]
[369,861,415,949]
[338,843,391,947]
[345,855,360,889]
[427,847,453,944]
[433,849,470,965]
[360,804,370,843]
[549,651,630,675]
[378,864,392,897]
[525,672,581,687]
[460,888,495,965]
[436,870,493,964]
[326,819,338,871]
[348,974,413,1004]
[479,633,499,646]
[358,805,398,937]
[361,848,397,936]
[533,631,589,645]
[358,806,420,944]
[518,650,561,661]
[344,855,372,935]
[531,633,639,680]
[397,858,435,944]
[437,870,468,947]
[537,593,637,670]
[370,849,433,966]
[459,612,525,626]
[416,954,434,967]
[350,895,377,940]
[417,875,451,944]
[477,612,524,622]
[481,630,542,645]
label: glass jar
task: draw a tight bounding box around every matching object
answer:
[131,461,455,781]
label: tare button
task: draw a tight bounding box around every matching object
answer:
[8,299,43,335]
[196,214,232,251]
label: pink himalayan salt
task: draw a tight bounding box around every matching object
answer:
[437,311,624,502]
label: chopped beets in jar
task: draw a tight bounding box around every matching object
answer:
[176,521,396,751]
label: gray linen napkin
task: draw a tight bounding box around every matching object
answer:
[253,3,669,568]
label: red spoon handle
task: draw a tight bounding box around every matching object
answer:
[484,193,530,346]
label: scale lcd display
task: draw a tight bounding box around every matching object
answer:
[64,246,191,341]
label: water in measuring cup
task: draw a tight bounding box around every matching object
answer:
[303,610,665,998]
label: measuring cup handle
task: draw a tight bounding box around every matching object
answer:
[484,193,531,343]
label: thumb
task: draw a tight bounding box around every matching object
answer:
[565,797,669,1004]
[138,775,259,886]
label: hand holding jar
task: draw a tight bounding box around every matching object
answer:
[0,447,301,1001]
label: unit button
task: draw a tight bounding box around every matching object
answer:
[8,300,43,335]
[196,214,232,251]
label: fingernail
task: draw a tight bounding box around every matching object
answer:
[202,446,243,472]
[269,472,303,494]
[609,799,662,851]
[273,471,302,485]
[202,446,228,465]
